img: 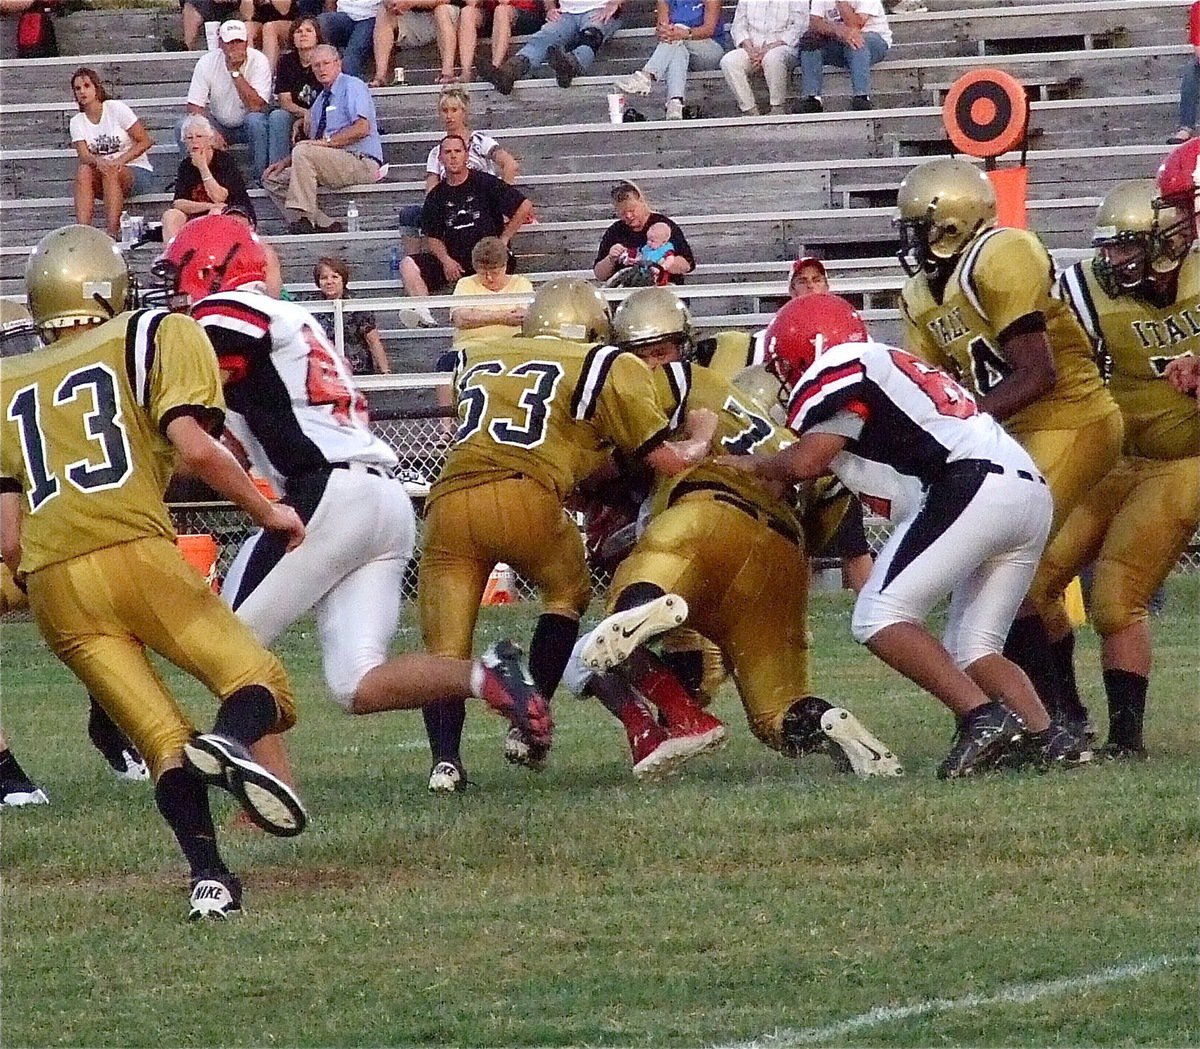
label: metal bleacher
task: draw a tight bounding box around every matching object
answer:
[0,0,1190,372]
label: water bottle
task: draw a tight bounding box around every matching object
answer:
[119,211,135,249]
[388,245,401,283]
[346,200,360,234]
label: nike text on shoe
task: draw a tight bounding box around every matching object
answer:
[503,726,549,772]
[428,760,465,794]
[936,701,1025,780]
[184,733,308,837]
[581,595,689,671]
[188,871,243,921]
[479,640,553,747]
[820,708,904,778]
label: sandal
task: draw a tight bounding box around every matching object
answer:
[1167,127,1194,145]
[435,73,459,85]
[367,78,386,89]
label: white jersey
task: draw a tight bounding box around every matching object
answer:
[192,290,397,486]
[785,340,1037,509]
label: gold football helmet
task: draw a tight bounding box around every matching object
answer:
[731,363,785,423]
[894,158,997,276]
[25,224,129,333]
[0,298,40,357]
[522,278,612,342]
[612,286,694,358]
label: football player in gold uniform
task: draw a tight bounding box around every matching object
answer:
[417,278,714,786]
[0,226,309,920]
[1033,180,1200,759]
[896,158,1123,731]
[571,288,901,780]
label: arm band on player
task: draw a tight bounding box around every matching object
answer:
[998,311,1048,341]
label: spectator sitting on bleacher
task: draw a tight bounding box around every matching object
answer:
[449,236,533,345]
[789,255,829,297]
[719,0,807,117]
[244,0,296,72]
[480,0,624,95]
[162,114,256,240]
[1168,1,1200,144]
[592,180,695,285]
[262,44,383,234]
[69,67,155,239]
[615,0,730,121]
[427,85,519,189]
[398,134,534,326]
[797,0,891,113]
[368,0,442,86]
[178,0,239,50]
[440,0,545,85]
[318,0,379,79]
[313,256,392,374]
[269,15,324,164]
[179,20,273,183]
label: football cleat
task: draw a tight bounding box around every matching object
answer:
[112,748,150,782]
[428,760,465,794]
[581,595,689,672]
[658,705,727,756]
[187,871,243,921]
[937,702,1025,780]
[820,708,904,778]
[1035,722,1093,770]
[0,781,49,807]
[478,640,553,748]
[183,733,308,837]
[503,726,549,772]
[629,721,713,783]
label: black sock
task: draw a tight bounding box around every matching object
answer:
[1048,632,1088,723]
[661,649,704,696]
[88,694,136,762]
[0,747,33,786]
[614,582,666,614]
[423,700,466,765]
[1102,668,1148,748]
[212,685,278,748]
[1004,614,1064,719]
[155,766,226,877]
[529,612,579,700]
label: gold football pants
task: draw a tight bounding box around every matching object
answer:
[610,492,811,750]
[418,477,590,657]
[1031,454,1200,637]
[26,536,295,779]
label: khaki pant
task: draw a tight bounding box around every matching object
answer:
[264,141,379,227]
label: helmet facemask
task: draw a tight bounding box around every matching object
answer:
[1150,195,1195,274]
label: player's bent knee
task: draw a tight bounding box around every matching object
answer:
[948,634,1004,671]
[1090,594,1143,639]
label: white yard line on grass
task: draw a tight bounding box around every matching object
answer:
[721,953,1200,1048]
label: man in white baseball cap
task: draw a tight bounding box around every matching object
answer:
[177,17,274,182]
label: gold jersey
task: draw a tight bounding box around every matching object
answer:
[901,226,1114,435]
[0,309,224,573]
[692,330,765,381]
[431,336,678,504]
[647,364,802,538]
[1058,253,1200,461]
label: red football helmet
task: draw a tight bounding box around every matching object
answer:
[1155,137,1200,255]
[762,293,869,395]
[151,214,268,309]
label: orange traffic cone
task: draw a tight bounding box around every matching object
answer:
[481,563,516,606]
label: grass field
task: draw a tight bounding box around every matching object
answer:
[2,576,1197,1048]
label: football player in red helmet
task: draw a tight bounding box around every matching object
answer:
[1155,135,1200,249]
[719,293,1088,778]
[763,293,870,396]
[152,214,269,310]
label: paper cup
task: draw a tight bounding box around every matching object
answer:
[393,66,406,84]
[607,93,625,124]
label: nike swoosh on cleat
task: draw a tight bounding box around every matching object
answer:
[620,619,648,639]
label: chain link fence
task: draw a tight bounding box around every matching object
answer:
[165,407,1200,607]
